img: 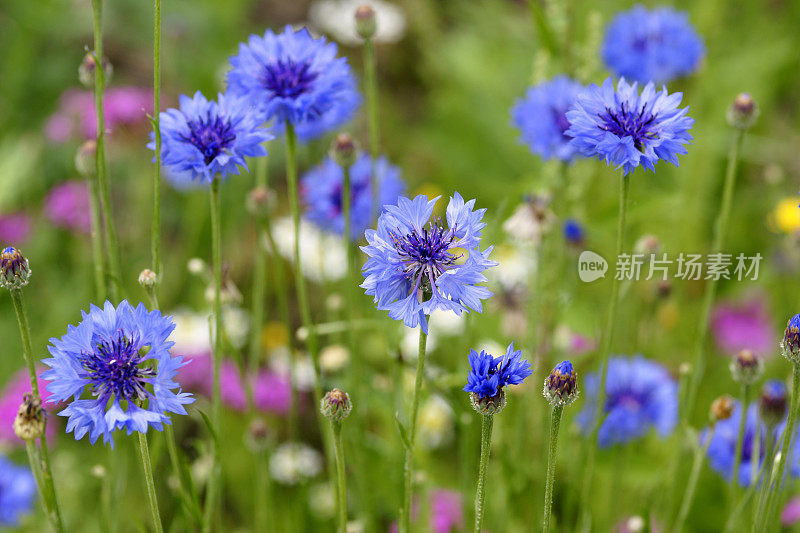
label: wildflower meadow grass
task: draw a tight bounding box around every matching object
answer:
[1,0,800,531]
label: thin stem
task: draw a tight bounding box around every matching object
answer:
[332,420,348,533]
[731,384,751,492]
[473,413,495,533]
[543,404,564,532]
[579,172,630,529]
[674,428,713,532]
[753,430,775,529]
[91,0,122,301]
[10,289,64,532]
[137,433,164,533]
[400,326,428,533]
[87,170,106,300]
[247,156,269,380]
[362,36,380,221]
[203,176,223,533]
[151,0,162,278]
[684,129,745,418]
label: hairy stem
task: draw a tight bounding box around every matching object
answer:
[543,404,564,532]
[473,413,495,533]
[400,326,428,533]
[137,433,164,533]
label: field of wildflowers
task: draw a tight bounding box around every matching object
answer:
[1,0,800,531]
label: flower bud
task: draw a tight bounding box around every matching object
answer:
[321,388,353,422]
[656,279,672,299]
[13,394,45,441]
[75,140,97,176]
[138,269,158,289]
[710,394,734,423]
[543,360,579,407]
[727,93,758,130]
[563,219,584,246]
[246,186,276,218]
[781,314,800,364]
[331,133,358,168]
[245,417,272,453]
[0,247,31,290]
[79,52,113,88]
[469,389,506,415]
[730,349,763,385]
[634,234,660,255]
[759,380,788,428]
[354,5,377,40]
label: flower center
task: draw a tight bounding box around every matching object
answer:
[598,102,658,151]
[261,59,318,100]
[81,331,155,402]
[552,108,572,137]
[183,113,236,165]
[390,218,460,295]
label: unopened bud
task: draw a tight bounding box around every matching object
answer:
[245,417,272,453]
[138,269,158,289]
[634,234,660,255]
[321,388,353,421]
[656,279,672,299]
[730,349,763,385]
[543,360,579,407]
[79,53,113,88]
[782,314,800,364]
[331,133,358,168]
[727,93,758,130]
[710,395,734,423]
[14,394,45,441]
[247,186,276,218]
[75,140,97,176]
[354,5,377,40]
[0,247,31,290]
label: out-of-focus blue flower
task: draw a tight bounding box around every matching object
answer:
[0,456,36,526]
[566,77,694,175]
[361,194,497,333]
[301,153,405,240]
[150,91,272,185]
[463,342,532,398]
[42,301,195,447]
[227,25,360,141]
[602,5,704,85]
[759,379,788,428]
[578,355,678,447]
[703,402,764,487]
[511,76,585,162]
[563,218,584,244]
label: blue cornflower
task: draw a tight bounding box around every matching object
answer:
[149,91,272,185]
[563,218,584,244]
[511,76,585,162]
[566,77,694,175]
[781,313,800,363]
[301,153,405,240]
[0,456,36,527]
[602,5,704,85]
[704,402,764,486]
[227,25,361,141]
[361,194,497,333]
[577,355,678,447]
[463,343,532,399]
[544,360,579,407]
[42,301,194,447]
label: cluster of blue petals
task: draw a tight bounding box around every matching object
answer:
[0,457,35,526]
[42,300,195,447]
[301,153,405,241]
[463,343,532,398]
[361,194,496,333]
[577,355,678,447]
[566,77,694,175]
[602,5,705,85]
[227,25,361,141]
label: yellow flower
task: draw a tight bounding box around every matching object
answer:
[768,198,800,233]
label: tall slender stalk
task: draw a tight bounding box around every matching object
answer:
[731,384,751,492]
[400,326,428,533]
[579,173,630,529]
[674,428,714,532]
[362,36,380,220]
[753,431,776,529]
[473,413,494,533]
[684,129,745,418]
[151,0,162,279]
[543,404,564,532]
[332,420,348,533]
[86,166,106,300]
[137,433,164,533]
[91,0,122,301]
[247,156,269,381]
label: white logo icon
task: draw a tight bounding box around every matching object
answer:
[578,251,608,282]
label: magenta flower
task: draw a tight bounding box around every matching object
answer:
[44,181,92,234]
[711,297,777,358]
[0,369,56,447]
[782,497,800,526]
[0,213,31,245]
[430,489,464,533]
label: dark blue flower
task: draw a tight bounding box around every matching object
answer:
[0,456,36,526]
[227,25,361,141]
[42,301,195,446]
[301,153,405,240]
[463,342,532,399]
[566,77,694,175]
[577,355,678,447]
[563,218,584,244]
[703,402,764,487]
[361,194,496,333]
[511,76,585,162]
[149,91,272,185]
[602,5,704,84]
[759,379,788,427]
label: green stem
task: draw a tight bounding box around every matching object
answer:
[362,36,380,220]
[87,170,106,300]
[137,433,164,533]
[400,326,428,533]
[10,289,64,532]
[247,158,269,381]
[151,0,162,278]
[203,176,223,533]
[731,384,751,492]
[753,430,775,529]
[761,363,800,528]
[91,0,122,301]
[579,172,630,529]
[674,428,713,532]
[473,413,495,533]
[684,129,745,418]
[543,405,564,532]
[332,420,348,533]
